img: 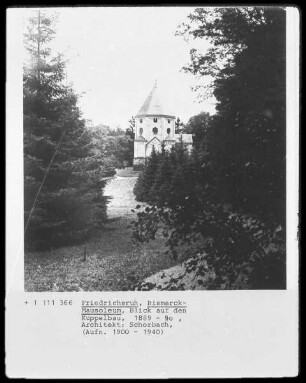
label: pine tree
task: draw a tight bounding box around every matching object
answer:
[133,146,159,202]
[24,10,109,250]
[150,145,173,205]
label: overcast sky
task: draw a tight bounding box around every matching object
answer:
[24,7,216,129]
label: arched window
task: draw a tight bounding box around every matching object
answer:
[140,119,143,123]
[167,128,171,134]
[152,127,158,135]
[139,128,143,135]
[153,118,158,123]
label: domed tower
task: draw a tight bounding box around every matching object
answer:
[133,81,176,170]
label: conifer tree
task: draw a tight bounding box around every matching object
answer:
[24,10,109,250]
[150,145,173,205]
[134,146,159,202]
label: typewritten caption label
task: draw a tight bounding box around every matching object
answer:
[23,298,188,336]
[81,299,188,336]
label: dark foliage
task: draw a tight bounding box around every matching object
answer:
[132,7,286,289]
[134,146,160,202]
[178,7,286,224]
[133,144,285,289]
[90,124,134,169]
[24,11,110,251]
[183,112,213,150]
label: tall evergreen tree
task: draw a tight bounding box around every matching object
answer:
[150,145,173,205]
[177,7,286,223]
[24,10,109,250]
[133,146,159,202]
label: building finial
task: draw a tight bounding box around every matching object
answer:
[154,79,157,88]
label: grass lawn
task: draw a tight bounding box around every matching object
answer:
[24,176,178,291]
[24,217,177,292]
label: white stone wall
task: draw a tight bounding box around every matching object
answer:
[135,116,175,143]
[134,116,180,164]
[146,137,162,157]
[134,140,146,158]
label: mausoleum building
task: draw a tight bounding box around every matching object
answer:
[133,82,193,170]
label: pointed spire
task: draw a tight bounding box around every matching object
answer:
[135,82,175,118]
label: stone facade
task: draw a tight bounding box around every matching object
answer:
[133,82,193,170]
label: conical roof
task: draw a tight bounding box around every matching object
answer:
[136,82,175,118]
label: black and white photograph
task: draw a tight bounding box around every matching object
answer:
[21,6,288,292]
[5,5,299,379]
